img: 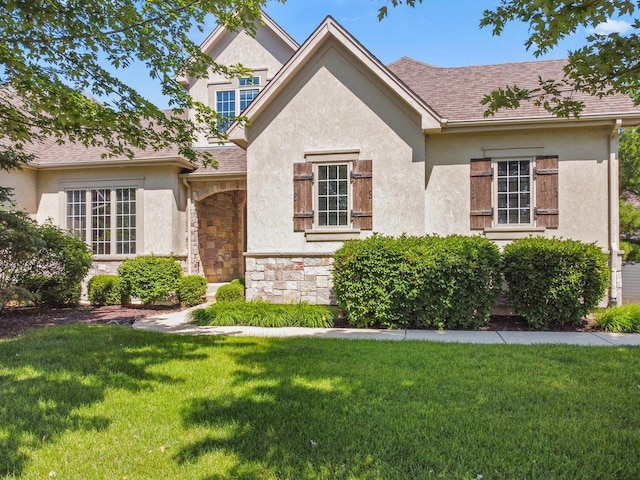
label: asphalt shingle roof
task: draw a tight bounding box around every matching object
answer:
[388,57,640,122]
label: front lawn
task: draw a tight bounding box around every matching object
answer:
[1,325,639,479]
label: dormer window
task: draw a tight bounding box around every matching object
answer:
[211,74,264,132]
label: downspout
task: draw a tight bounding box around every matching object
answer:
[182,177,193,275]
[609,118,623,305]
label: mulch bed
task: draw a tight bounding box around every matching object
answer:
[0,305,184,339]
[0,306,599,339]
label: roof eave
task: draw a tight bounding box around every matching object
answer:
[32,156,196,171]
[439,112,640,133]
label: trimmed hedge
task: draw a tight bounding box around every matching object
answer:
[117,255,182,305]
[177,275,207,307]
[333,234,502,329]
[215,279,245,303]
[502,237,609,329]
[87,274,128,306]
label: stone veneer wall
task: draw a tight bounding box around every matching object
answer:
[196,190,246,282]
[245,255,335,305]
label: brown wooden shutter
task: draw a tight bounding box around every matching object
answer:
[351,159,373,230]
[470,158,493,229]
[293,162,313,231]
[535,155,559,228]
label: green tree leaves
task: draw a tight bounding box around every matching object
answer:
[480,1,640,117]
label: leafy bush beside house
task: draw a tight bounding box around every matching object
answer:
[215,278,245,303]
[502,237,610,329]
[87,274,128,306]
[333,234,502,329]
[0,217,92,308]
[117,255,183,305]
[177,275,207,307]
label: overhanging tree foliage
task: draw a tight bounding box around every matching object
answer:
[480,0,640,117]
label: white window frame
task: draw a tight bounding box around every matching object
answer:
[314,162,352,229]
[209,71,266,135]
[61,180,143,258]
[493,157,534,227]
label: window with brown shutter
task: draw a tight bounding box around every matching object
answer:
[351,159,372,230]
[469,155,559,230]
[293,162,313,231]
[470,158,493,229]
[534,155,559,228]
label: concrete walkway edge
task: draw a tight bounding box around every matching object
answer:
[131,306,640,346]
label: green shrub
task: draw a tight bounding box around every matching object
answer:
[23,223,93,307]
[502,237,610,329]
[88,274,128,306]
[191,300,334,328]
[117,255,182,305]
[215,279,245,303]
[177,275,207,307]
[594,304,640,333]
[621,240,640,263]
[333,234,501,329]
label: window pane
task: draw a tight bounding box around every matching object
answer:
[116,188,136,255]
[216,90,236,129]
[66,190,86,240]
[496,160,531,225]
[240,88,259,111]
[317,163,349,227]
[91,189,111,255]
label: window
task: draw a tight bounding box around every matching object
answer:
[66,187,137,255]
[293,157,372,232]
[317,164,349,227]
[213,76,262,130]
[496,160,531,225]
[470,155,558,230]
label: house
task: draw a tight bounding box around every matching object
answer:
[5,12,640,305]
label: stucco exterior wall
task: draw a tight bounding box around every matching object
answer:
[3,168,38,215]
[34,165,188,257]
[189,24,295,147]
[424,126,611,249]
[246,41,426,256]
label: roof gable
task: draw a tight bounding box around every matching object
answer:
[228,16,442,147]
[178,11,299,88]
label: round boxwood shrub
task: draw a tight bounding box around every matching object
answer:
[177,275,207,307]
[215,279,245,303]
[333,234,501,329]
[502,237,610,329]
[88,274,128,306]
[117,255,182,305]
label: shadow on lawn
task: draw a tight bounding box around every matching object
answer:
[175,340,640,480]
[0,324,215,477]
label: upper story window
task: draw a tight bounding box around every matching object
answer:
[66,187,137,255]
[212,75,263,131]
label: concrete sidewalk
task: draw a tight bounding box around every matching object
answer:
[132,306,640,346]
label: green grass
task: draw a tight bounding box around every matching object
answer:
[595,303,640,332]
[1,325,639,479]
[191,300,334,328]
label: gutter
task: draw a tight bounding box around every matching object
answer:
[609,118,623,305]
[182,177,193,275]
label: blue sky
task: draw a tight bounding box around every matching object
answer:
[141,0,629,109]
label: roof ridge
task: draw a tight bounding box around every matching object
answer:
[389,56,568,71]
